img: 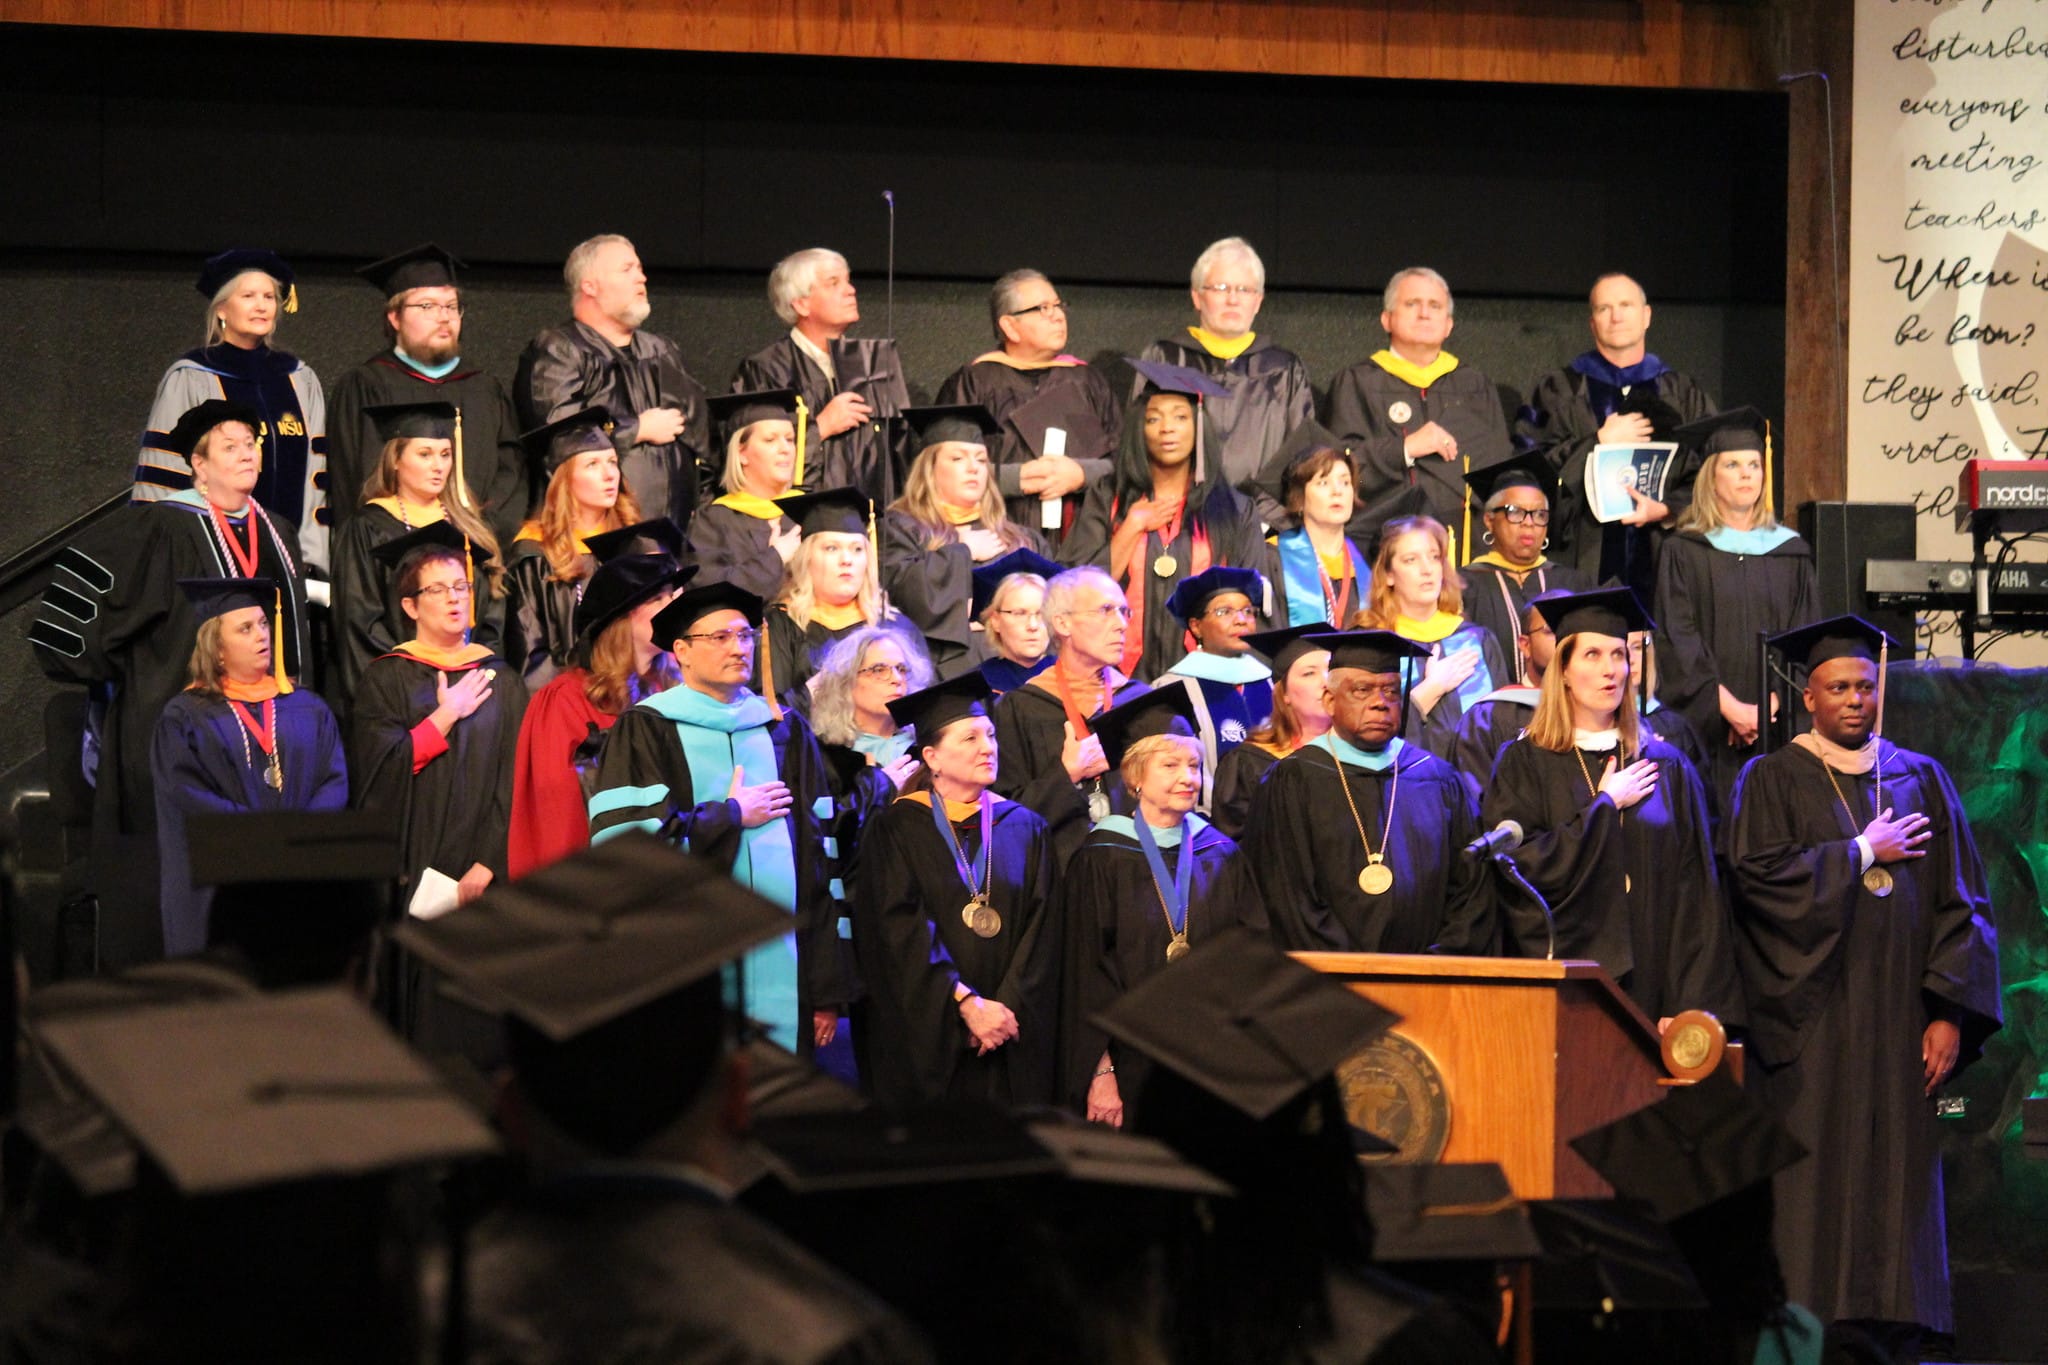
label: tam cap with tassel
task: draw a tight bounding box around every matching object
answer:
[1127,357,1230,488]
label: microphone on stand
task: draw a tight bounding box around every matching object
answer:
[1461,820,1523,860]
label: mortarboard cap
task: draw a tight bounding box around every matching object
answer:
[1092,927,1400,1122]
[1357,484,1433,559]
[1464,450,1558,510]
[1255,418,1348,504]
[164,399,262,462]
[185,809,402,888]
[970,548,1061,618]
[575,553,697,648]
[743,1038,868,1121]
[1616,389,1686,442]
[1125,357,1230,401]
[774,486,871,539]
[649,581,763,646]
[1672,406,1768,455]
[1163,566,1263,623]
[175,576,273,626]
[903,404,1004,451]
[367,520,478,572]
[1530,586,1656,642]
[887,670,994,740]
[1091,677,1200,771]
[521,406,617,478]
[1568,1070,1808,1224]
[1364,1162,1543,1264]
[707,389,800,445]
[392,831,791,1043]
[363,400,457,445]
[196,248,295,301]
[355,242,463,296]
[1526,1198,1706,1312]
[749,1104,1062,1195]
[1765,614,1896,671]
[1025,1114,1235,1197]
[1310,629,1432,675]
[32,988,498,1195]
[1244,623,1332,678]
[584,517,687,565]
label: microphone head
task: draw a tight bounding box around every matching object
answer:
[1497,819,1523,844]
[882,190,895,205]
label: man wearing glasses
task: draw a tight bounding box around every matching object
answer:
[588,580,846,1059]
[328,243,532,545]
[1133,236,1316,527]
[1156,567,1274,805]
[936,268,1122,540]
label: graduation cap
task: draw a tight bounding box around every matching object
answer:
[574,552,698,648]
[164,399,262,462]
[362,400,457,445]
[1568,1069,1808,1224]
[1766,614,1896,671]
[1530,586,1656,642]
[1363,1162,1543,1264]
[1309,629,1432,676]
[1616,388,1686,441]
[971,547,1062,618]
[1091,677,1200,771]
[886,670,994,740]
[749,1104,1062,1195]
[1674,406,1776,521]
[521,406,616,478]
[31,988,498,1195]
[175,576,273,625]
[354,242,464,296]
[1464,449,1559,513]
[1244,623,1332,678]
[1127,356,1231,485]
[1025,1114,1235,1198]
[1092,927,1400,1122]
[196,248,297,313]
[707,388,800,446]
[1163,565,1263,623]
[392,830,791,1043]
[774,486,873,540]
[1525,1198,1706,1313]
[368,519,482,574]
[649,581,765,650]
[1254,417,1349,507]
[1356,484,1433,560]
[902,403,1004,451]
[584,517,687,564]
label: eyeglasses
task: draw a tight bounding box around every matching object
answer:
[1199,284,1262,299]
[683,627,760,648]
[1493,505,1550,526]
[407,580,473,600]
[1068,602,1131,622]
[858,661,912,680]
[402,301,465,318]
[1006,299,1068,319]
[1332,681,1403,703]
[990,607,1043,622]
[1205,604,1258,621]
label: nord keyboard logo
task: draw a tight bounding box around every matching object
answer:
[1983,482,2048,506]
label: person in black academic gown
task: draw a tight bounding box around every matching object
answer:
[1209,624,1332,840]
[1357,514,1509,743]
[991,566,1150,870]
[1244,630,1495,955]
[688,389,804,603]
[971,548,1060,694]
[761,487,897,705]
[1061,359,1270,682]
[733,248,911,504]
[1484,589,1741,1026]
[325,243,531,546]
[31,399,310,969]
[1153,566,1273,812]
[1654,407,1821,811]
[150,578,348,957]
[1728,617,2001,1342]
[1456,450,1592,673]
[881,404,1048,677]
[852,673,1060,1111]
[936,269,1121,537]
[1060,684,1267,1123]
[1445,601,1550,804]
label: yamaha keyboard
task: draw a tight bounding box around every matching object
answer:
[1866,559,2048,610]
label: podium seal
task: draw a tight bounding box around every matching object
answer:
[1338,1031,1450,1163]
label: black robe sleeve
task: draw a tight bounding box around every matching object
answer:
[499,547,580,690]
[1058,479,1114,570]
[330,511,403,705]
[322,366,381,534]
[878,510,980,660]
[1209,743,1278,840]
[587,706,746,861]
[688,504,791,605]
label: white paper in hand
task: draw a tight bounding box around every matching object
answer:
[1041,426,1068,529]
[408,866,463,921]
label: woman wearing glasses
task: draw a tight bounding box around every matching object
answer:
[972,549,1060,693]
[1132,237,1315,526]
[1456,453,1591,678]
[330,400,506,701]
[880,405,1048,678]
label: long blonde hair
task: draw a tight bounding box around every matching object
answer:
[1673,447,1780,535]
[1524,632,1642,756]
[184,616,233,698]
[360,437,506,594]
[775,532,886,629]
[584,610,679,715]
[890,442,1030,553]
[528,455,644,583]
[1357,515,1464,628]
[720,420,798,497]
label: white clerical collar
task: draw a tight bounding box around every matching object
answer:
[790,327,836,382]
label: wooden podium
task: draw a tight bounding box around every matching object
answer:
[1297,953,1674,1200]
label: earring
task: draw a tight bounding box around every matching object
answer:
[1542,536,1550,550]
[1482,531,1494,546]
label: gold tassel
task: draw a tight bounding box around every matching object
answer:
[1460,454,1472,567]
[794,394,810,490]
[1195,399,1207,487]
[464,536,477,646]
[453,407,474,509]
[284,283,299,315]
[1875,634,1888,737]
[1763,419,1775,521]
[272,587,294,694]
[760,619,784,722]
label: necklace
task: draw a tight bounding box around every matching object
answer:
[228,696,284,792]
[1573,745,1633,894]
[1818,749,1895,898]
[930,792,1000,937]
[1330,742,1401,895]
[1133,813,1198,961]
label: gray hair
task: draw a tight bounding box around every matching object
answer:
[769,248,850,327]
[990,268,1051,341]
[1044,566,1122,642]
[1190,236,1266,294]
[563,234,634,306]
[807,623,935,747]
[202,269,286,347]
[1381,266,1454,317]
